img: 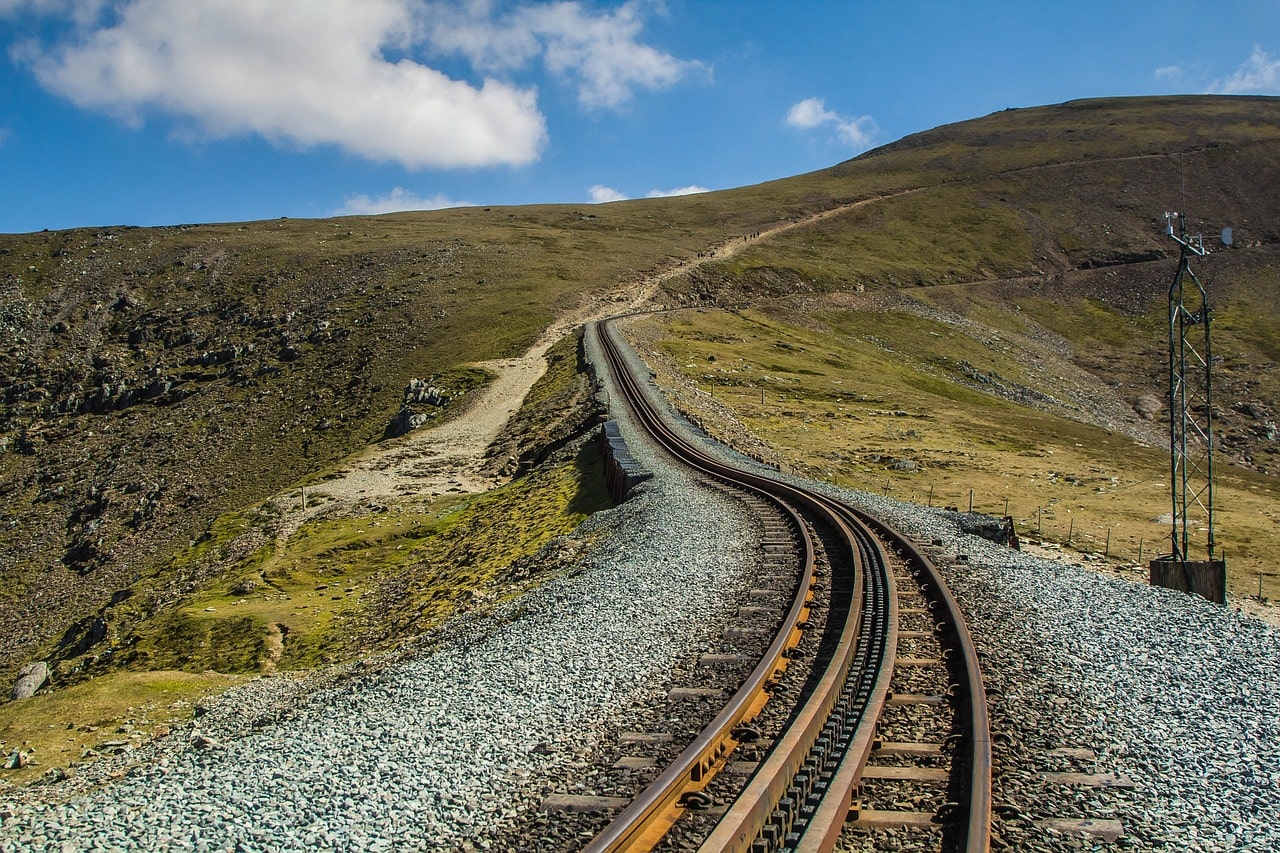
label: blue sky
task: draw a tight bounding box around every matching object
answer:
[1,0,1278,234]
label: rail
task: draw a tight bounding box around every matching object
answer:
[587,316,990,852]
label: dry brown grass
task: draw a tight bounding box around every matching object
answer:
[634,305,1280,602]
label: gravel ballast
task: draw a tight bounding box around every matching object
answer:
[632,306,1280,850]
[689,439,1280,851]
[0,327,763,852]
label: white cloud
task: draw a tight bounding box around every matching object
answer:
[590,183,708,202]
[786,96,878,151]
[1212,46,1280,94]
[1155,64,1182,79]
[786,96,837,129]
[589,184,628,203]
[7,1,698,168]
[338,187,472,215]
[15,0,547,169]
[424,0,703,109]
[646,184,708,198]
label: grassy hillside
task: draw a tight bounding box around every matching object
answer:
[673,96,1280,300]
[635,94,1280,596]
[0,201,820,687]
[2,96,1279,758]
[630,293,1279,598]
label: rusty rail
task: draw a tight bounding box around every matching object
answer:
[583,320,821,851]
[588,317,990,852]
[850,510,993,853]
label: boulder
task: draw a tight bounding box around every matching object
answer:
[385,380,453,437]
[1134,394,1163,421]
[403,379,450,407]
[189,733,221,750]
[12,661,48,700]
[385,406,430,438]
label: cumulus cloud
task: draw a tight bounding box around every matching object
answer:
[10,0,552,169]
[6,1,700,167]
[1155,64,1182,79]
[1212,46,1280,94]
[645,184,708,198]
[589,183,708,202]
[589,184,628,203]
[786,97,836,129]
[786,96,877,150]
[338,187,472,215]
[423,0,704,109]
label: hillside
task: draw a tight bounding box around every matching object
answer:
[0,200,812,690]
[2,94,1278,727]
[642,94,1280,596]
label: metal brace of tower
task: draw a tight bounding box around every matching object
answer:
[1163,211,1229,564]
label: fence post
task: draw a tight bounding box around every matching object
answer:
[968,489,974,513]
[1105,528,1112,558]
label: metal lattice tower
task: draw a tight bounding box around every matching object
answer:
[1164,211,1218,562]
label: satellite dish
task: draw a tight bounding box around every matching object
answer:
[1221,227,1233,246]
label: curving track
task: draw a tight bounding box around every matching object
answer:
[585,317,991,853]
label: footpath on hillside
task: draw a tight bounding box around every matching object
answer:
[260,198,881,537]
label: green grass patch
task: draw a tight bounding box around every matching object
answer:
[1015,296,1156,351]
[164,510,257,576]
[0,670,239,783]
[108,443,608,676]
[713,186,1036,290]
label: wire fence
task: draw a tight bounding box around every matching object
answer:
[883,482,1166,565]
[688,386,1277,600]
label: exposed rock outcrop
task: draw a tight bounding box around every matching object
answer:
[385,380,452,438]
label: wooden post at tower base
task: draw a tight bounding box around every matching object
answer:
[1149,557,1227,605]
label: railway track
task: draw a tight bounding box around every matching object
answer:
[582,317,992,852]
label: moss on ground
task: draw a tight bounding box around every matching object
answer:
[110,441,608,675]
[0,670,239,785]
[5,443,608,784]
